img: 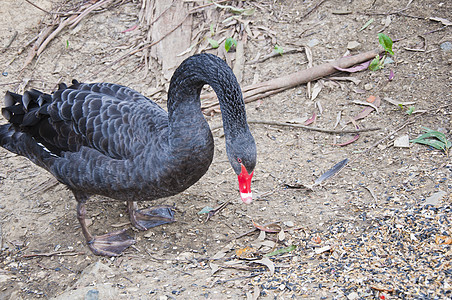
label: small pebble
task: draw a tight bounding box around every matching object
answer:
[440,41,452,52]
[307,39,320,48]
[85,289,99,300]
[364,83,373,90]
[347,41,360,50]
[394,135,410,148]
[2,72,7,76]
[283,221,294,227]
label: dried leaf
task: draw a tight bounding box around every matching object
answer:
[304,112,316,125]
[383,97,415,107]
[352,96,381,121]
[311,236,322,244]
[236,246,258,259]
[316,100,323,115]
[315,245,331,254]
[253,256,275,275]
[211,242,234,260]
[278,230,286,241]
[359,18,374,31]
[335,134,360,147]
[388,69,394,81]
[252,240,276,250]
[311,81,323,100]
[371,285,394,292]
[334,111,342,128]
[211,250,227,260]
[353,100,379,114]
[435,236,452,245]
[252,220,281,233]
[430,17,452,26]
[210,262,221,274]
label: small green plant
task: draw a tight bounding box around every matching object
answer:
[406,106,415,115]
[410,127,451,154]
[369,33,394,71]
[225,37,237,52]
[208,38,219,49]
[274,44,283,55]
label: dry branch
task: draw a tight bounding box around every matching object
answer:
[201,48,382,114]
[22,0,115,70]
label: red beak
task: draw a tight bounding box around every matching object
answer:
[237,164,253,204]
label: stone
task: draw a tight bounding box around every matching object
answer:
[393,135,410,148]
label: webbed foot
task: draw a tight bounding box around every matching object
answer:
[87,229,135,256]
[128,202,175,231]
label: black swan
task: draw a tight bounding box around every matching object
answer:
[0,53,256,256]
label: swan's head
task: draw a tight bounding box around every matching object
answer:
[226,131,257,204]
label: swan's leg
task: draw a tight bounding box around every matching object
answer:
[127,201,175,231]
[74,192,135,256]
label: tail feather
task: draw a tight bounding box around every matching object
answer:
[1,88,59,171]
[0,124,55,171]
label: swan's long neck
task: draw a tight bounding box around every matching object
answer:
[167,54,249,147]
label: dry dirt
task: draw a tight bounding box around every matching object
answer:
[0,0,451,299]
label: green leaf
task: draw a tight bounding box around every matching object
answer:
[417,130,451,148]
[369,55,382,71]
[410,138,448,151]
[210,24,215,36]
[378,33,394,56]
[398,104,404,109]
[359,18,374,31]
[225,37,237,52]
[208,38,219,49]
[66,40,69,48]
[265,245,296,257]
[410,128,451,153]
[274,44,283,55]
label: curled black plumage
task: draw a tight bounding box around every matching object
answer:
[0,53,257,256]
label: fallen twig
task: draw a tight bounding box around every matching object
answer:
[25,0,52,14]
[211,119,380,134]
[93,13,189,76]
[247,48,304,64]
[23,249,84,258]
[301,0,328,19]
[367,120,415,150]
[22,0,115,70]
[205,200,232,222]
[2,31,18,52]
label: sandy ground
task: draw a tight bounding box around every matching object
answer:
[0,0,451,299]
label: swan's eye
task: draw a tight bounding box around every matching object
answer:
[237,158,242,163]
